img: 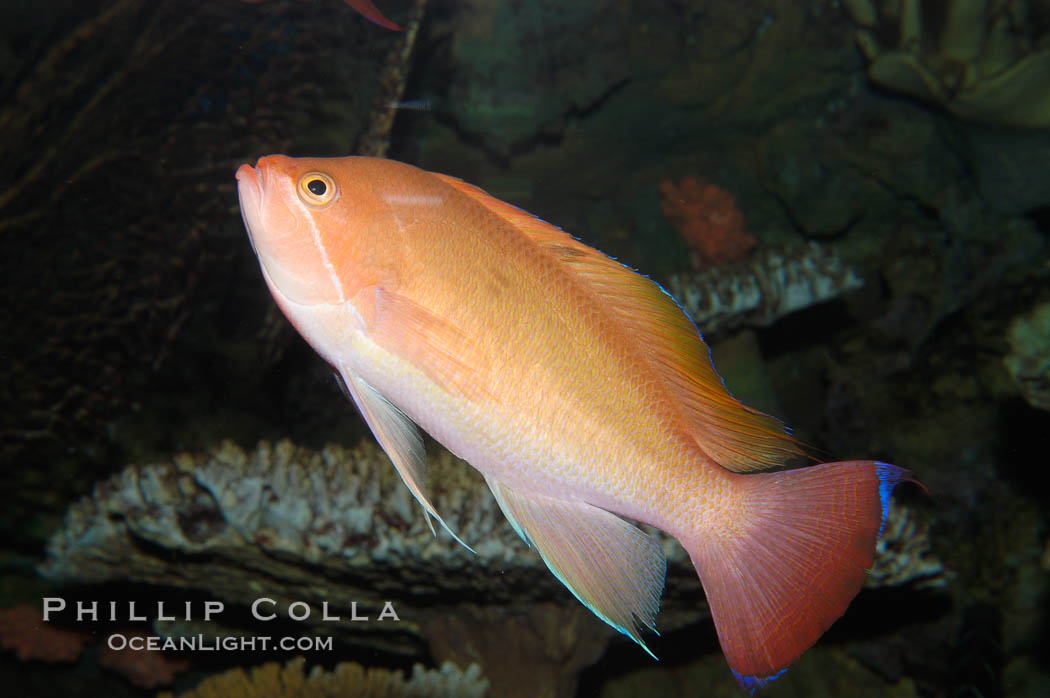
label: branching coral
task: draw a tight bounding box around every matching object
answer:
[665,243,864,337]
[659,176,756,268]
[158,656,488,698]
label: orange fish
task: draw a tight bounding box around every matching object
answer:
[236,155,912,691]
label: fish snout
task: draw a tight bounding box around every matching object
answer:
[235,164,261,202]
[235,163,265,256]
[235,163,258,184]
[235,155,342,308]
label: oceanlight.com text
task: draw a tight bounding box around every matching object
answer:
[106,632,335,653]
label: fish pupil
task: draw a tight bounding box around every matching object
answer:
[307,179,327,196]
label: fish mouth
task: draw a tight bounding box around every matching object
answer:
[234,158,319,307]
[235,163,264,256]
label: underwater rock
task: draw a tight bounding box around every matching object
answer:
[665,243,864,336]
[0,0,405,539]
[962,124,1050,215]
[439,0,633,157]
[757,118,879,238]
[842,0,1050,128]
[158,656,487,698]
[1003,301,1050,412]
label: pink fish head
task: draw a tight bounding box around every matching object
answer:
[237,156,349,308]
[235,154,453,337]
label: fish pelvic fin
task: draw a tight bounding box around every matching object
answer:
[337,368,474,553]
[430,171,805,472]
[681,461,912,690]
[484,476,665,652]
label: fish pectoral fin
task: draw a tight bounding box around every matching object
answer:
[367,287,492,403]
[484,475,665,652]
[337,368,474,553]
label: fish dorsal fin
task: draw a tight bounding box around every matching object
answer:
[433,173,806,472]
[484,474,664,651]
[337,367,474,552]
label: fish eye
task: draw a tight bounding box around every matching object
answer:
[297,171,338,207]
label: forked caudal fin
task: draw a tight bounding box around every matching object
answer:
[682,461,910,694]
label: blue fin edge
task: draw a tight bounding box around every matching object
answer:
[874,462,910,540]
[732,667,788,695]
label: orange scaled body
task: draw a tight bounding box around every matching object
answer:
[236,155,910,691]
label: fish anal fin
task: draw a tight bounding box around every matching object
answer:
[337,368,474,552]
[484,476,665,651]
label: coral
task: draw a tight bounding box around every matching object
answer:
[665,243,864,337]
[158,656,487,698]
[0,604,90,662]
[866,504,947,590]
[40,439,566,656]
[659,176,756,268]
[43,436,942,605]
[99,631,189,689]
[41,439,524,589]
[1003,301,1050,411]
[0,606,187,687]
[41,440,941,691]
[842,0,1050,128]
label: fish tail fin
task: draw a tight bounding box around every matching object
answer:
[681,461,910,694]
